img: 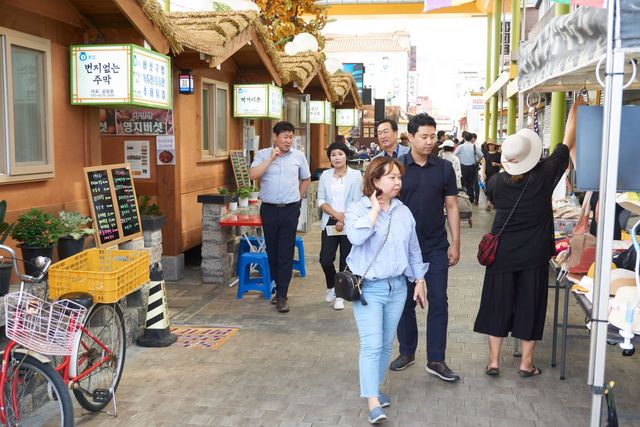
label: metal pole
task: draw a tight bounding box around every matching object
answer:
[485,14,492,142]
[588,1,623,425]
[517,1,525,132]
[490,0,502,141]
[507,0,520,136]
[549,3,570,152]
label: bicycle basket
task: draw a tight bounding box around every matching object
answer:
[4,291,87,356]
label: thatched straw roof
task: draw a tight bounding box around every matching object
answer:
[136,1,360,108]
[137,0,183,54]
[278,52,324,89]
[329,72,363,109]
[169,11,256,63]
[136,2,283,73]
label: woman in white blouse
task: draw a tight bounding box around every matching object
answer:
[317,142,363,310]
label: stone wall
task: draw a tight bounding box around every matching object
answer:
[200,200,236,285]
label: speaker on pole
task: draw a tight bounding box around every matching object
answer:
[362,88,372,105]
[374,99,385,122]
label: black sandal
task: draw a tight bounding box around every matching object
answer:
[518,366,542,377]
[484,366,500,376]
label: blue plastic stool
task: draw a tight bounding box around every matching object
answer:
[293,236,306,277]
[238,237,264,257]
[236,252,273,299]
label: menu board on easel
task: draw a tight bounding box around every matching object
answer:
[229,150,251,188]
[84,163,142,247]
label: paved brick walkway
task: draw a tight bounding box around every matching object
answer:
[77,199,640,426]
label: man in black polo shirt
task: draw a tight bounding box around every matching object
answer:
[390,113,462,382]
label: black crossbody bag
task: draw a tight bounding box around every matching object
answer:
[334,211,392,305]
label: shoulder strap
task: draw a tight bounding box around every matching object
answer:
[497,172,533,235]
[360,210,393,278]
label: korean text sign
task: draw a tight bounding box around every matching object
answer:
[71,44,172,109]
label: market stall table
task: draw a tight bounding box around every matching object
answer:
[550,258,639,380]
[219,211,265,287]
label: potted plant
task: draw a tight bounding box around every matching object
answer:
[0,200,15,295]
[234,187,252,208]
[57,211,95,260]
[229,193,239,212]
[250,185,260,202]
[11,208,63,277]
[138,195,166,232]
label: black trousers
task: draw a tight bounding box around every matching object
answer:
[397,249,449,362]
[461,164,479,203]
[319,219,352,289]
[260,202,301,298]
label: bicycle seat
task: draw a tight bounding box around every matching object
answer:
[59,292,94,309]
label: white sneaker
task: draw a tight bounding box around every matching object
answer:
[325,288,336,303]
[333,297,345,310]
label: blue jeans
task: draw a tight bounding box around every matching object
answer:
[352,275,407,398]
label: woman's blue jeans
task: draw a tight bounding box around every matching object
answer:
[352,275,407,398]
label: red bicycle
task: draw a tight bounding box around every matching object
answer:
[0,244,126,426]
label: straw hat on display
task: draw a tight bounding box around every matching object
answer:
[609,286,640,334]
[501,128,543,175]
[616,192,640,216]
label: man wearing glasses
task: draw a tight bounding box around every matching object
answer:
[373,118,410,159]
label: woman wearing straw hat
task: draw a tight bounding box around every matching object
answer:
[474,99,581,377]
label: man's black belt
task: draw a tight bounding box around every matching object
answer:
[262,201,300,208]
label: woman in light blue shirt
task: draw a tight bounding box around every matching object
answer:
[345,156,428,425]
[317,142,363,310]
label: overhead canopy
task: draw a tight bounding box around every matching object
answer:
[518,2,640,93]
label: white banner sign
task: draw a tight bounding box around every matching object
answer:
[268,85,283,119]
[71,44,171,108]
[324,101,332,125]
[308,101,325,124]
[131,46,171,108]
[71,45,130,104]
[234,84,282,119]
[336,109,358,127]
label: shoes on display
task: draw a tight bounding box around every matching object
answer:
[389,354,415,371]
[333,297,345,310]
[325,288,336,303]
[425,361,460,382]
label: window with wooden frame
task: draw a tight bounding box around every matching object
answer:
[201,78,229,160]
[0,27,54,182]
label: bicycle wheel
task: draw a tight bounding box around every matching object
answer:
[71,303,126,412]
[4,353,73,427]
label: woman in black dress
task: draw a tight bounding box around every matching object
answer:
[474,100,580,377]
[481,140,502,211]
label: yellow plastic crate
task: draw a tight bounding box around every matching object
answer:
[49,249,149,303]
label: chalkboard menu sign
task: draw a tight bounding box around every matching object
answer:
[229,150,251,188]
[84,164,143,247]
[111,167,141,237]
[87,169,120,245]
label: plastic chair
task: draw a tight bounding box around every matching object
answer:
[293,236,306,277]
[236,252,273,299]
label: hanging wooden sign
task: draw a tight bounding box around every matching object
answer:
[229,150,251,189]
